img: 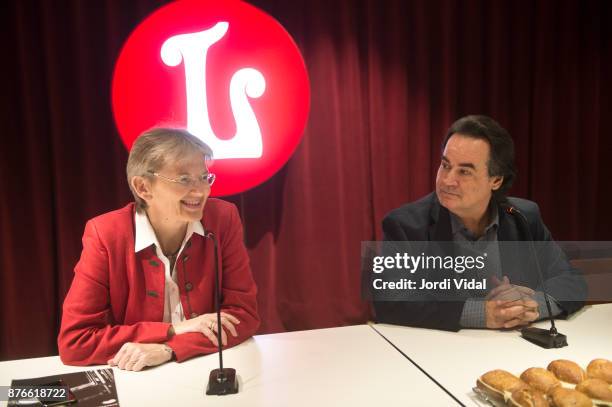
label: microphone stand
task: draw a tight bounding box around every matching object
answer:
[205,232,239,395]
[503,204,568,348]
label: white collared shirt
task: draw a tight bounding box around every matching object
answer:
[134,210,205,324]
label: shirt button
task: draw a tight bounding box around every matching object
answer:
[190,312,198,318]
[183,255,189,262]
[149,260,160,267]
[185,282,193,291]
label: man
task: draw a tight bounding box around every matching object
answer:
[374,115,586,331]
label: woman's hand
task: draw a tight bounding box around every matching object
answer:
[107,343,173,371]
[171,312,240,346]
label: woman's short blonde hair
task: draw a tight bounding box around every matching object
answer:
[126,128,213,212]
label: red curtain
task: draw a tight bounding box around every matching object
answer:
[1,0,611,360]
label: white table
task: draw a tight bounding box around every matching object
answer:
[372,304,612,406]
[0,324,459,406]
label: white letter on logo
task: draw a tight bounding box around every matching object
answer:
[161,22,265,159]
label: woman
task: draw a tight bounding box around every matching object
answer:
[58,128,260,371]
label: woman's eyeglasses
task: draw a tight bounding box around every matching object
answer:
[148,171,216,188]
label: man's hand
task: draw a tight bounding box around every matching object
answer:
[487,276,535,301]
[485,298,539,328]
[485,276,539,328]
[108,343,173,371]
[171,312,240,347]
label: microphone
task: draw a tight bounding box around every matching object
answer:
[501,203,568,348]
[204,231,239,395]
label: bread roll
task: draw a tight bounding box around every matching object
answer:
[576,378,612,402]
[508,387,550,407]
[521,367,561,393]
[547,360,587,384]
[549,387,593,407]
[587,359,612,384]
[477,369,529,404]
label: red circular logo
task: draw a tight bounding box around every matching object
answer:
[112,0,310,196]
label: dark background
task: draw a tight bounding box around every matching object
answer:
[1,0,611,360]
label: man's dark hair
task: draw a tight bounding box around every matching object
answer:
[442,115,516,201]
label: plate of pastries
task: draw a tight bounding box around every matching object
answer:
[474,358,612,406]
